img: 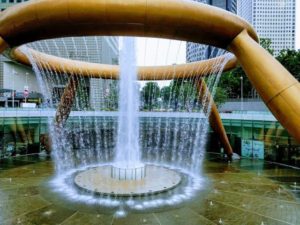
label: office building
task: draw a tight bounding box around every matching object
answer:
[186,0,237,62]
[237,0,296,55]
[0,0,119,110]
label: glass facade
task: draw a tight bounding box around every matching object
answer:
[217,118,300,166]
[0,112,299,168]
[0,115,48,158]
[186,0,237,62]
[237,0,296,56]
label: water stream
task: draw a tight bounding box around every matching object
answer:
[20,37,233,212]
[115,37,141,168]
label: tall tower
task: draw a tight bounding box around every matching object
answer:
[186,0,237,62]
[238,0,296,56]
[208,0,237,13]
[237,0,253,24]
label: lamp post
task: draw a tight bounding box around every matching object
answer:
[25,72,29,103]
[240,76,243,112]
[12,70,15,108]
[240,76,244,149]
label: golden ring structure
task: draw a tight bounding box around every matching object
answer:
[0,0,299,156]
[11,46,235,156]
[10,47,238,80]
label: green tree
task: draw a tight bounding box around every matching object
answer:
[160,85,172,109]
[160,79,226,111]
[168,80,198,111]
[260,38,274,55]
[179,80,198,111]
[214,87,228,107]
[106,81,118,110]
[169,80,181,111]
[141,82,160,111]
[218,70,241,98]
[219,38,275,99]
[276,49,300,81]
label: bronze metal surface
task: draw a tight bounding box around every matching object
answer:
[55,77,79,127]
[229,31,300,142]
[0,0,258,50]
[0,0,299,144]
[0,36,9,53]
[10,47,237,80]
[197,79,233,156]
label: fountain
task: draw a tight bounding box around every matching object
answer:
[16,34,233,214]
[7,0,237,214]
[16,36,233,214]
[112,37,146,181]
[73,37,183,196]
[115,37,141,168]
[1,1,300,223]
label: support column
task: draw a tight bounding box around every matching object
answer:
[55,77,79,127]
[229,30,300,143]
[196,79,233,158]
[0,37,9,54]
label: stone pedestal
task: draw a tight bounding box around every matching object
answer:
[111,163,146,180]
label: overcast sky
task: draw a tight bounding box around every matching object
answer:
[136,38,186,67]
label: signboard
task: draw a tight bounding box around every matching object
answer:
[252,140,265,159]
[24,86,29,98]
[3,92,12,98]
[241,139,264,159]
[23,90,29,98]
[21,103,36,108]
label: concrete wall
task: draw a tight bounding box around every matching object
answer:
[90,37,119,110]
[3,61,39,93]
[219,99,269,112]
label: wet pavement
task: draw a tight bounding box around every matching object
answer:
[0,154,299,225]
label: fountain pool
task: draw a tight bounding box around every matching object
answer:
[0,153,299,224]
[18,36,233,216]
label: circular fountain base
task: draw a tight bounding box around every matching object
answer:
[74,165,182,196]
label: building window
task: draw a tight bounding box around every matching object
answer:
[9,0,14,3]
[17,0,21,2]
[1,0,6,3]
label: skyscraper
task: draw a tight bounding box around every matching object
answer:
[238,0,296,55]
[186,0,237,62]
[208,0,237,13]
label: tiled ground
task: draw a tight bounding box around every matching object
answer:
[0,155,299,225]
